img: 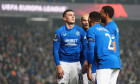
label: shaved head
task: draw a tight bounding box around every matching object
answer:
[81,14,89,21]
[80,14,89,31]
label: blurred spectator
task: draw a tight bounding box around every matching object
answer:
[0,22,55,84]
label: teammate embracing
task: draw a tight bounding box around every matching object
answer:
[100,6,121,83]
[80,14,97,84]
[87,11,121,84]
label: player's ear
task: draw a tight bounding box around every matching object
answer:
[80,20,82,24]
[99,19,101,23]
[89,18,91,22]
[106,13,109,17]
[63,17,66,21]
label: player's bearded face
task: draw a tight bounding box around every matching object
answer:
[89,20,92,27]
[101,16,106,24]
[100,9,106,24]
[82,20,89,29]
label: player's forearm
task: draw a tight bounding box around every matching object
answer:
[53,51,60,65]
[57,65,61,68]
[53,41,60,66]
[88,64,92,69]
[84,60,88,65]
[83,43,87,60]
[82,31,88,60]
[87,42,95,64]
[88,50,94,64]
[113,41,116,52]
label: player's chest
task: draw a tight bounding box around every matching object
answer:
[60,30,81,43]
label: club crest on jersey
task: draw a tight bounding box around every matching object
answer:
[63,33,66,36]
[54,34,57,39]
[76,31,80,36]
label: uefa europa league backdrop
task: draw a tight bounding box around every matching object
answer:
[0,1,140,19]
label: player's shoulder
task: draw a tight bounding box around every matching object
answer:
[111,21,118,28]
[107,20,118,29]
[74,25,85,33]
[87,26,96,35]
[90,24,104,31]
[74,25,84,30]
[74,25,82,28]
[88,26,94,31]
[55,25,65,33]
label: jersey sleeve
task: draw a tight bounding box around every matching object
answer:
[53,30,61,66]
[87,28,96,64]
[81,29,88,61]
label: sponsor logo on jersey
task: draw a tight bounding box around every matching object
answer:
[65,39,78,43]
[64,39,78,46]
[63,33,66,36]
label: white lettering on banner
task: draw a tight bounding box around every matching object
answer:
[19,4,42,12]
[2,4,18,11]
[1,4,68,13]
[43,6,67,12]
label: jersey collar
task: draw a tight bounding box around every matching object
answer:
[65,24,75,31]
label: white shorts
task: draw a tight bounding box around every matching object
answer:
[82,73,96,84]
[89,73,96,84]
[96,68,120,84]
[82,73,88,84]
[57,61,81,84]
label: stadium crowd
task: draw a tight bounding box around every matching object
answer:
[0,20,140,84]
[0,22,56,84]
[117,21,140,84]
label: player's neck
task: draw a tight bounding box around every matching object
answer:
[106,18,113,24]
[83,28,88,32]
[66,23,74,29]
[93,22,100,25]
[91,22,100,27]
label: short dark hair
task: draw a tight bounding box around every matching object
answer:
[89,11,101,22]
[102,6,114,18]
[63,9,73,17]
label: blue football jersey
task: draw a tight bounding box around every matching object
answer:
[105,20,121,68]
[53,24,87,65]
[80,31,97,73]
[87,24,120,69]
